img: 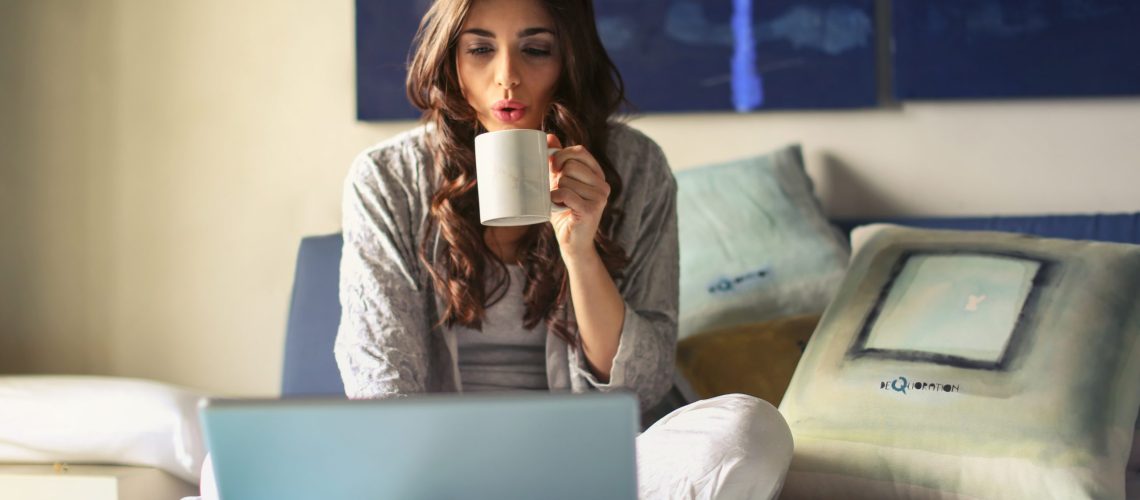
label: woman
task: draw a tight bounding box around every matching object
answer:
[336,0,675,413]
[337,0,792,496]
[199,0,791,498]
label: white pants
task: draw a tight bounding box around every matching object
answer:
[194,394,793,500]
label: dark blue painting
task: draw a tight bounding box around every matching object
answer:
[893,0,1140,100]
[356,0,879,121]
[355,0,430,121]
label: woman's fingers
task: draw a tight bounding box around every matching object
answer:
[546,133,563,150]
[552,145,604,179]
[557,159,604,187]
[550,186,588,212]
[544,137,609,208]
[556,176,608,202]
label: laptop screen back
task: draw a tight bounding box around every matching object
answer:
[200,392,639,500]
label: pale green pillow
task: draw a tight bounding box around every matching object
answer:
[675,145,848,341]
[779,224,1140,499]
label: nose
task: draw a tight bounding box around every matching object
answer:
[494,50,520,91]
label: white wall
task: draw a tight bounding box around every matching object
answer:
[645,101,1140,217]
[3,0,1139,396]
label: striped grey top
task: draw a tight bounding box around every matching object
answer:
[333,122,679,411]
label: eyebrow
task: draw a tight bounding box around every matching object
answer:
[460,27,556,38]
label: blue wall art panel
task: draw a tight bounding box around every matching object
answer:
[356,0,429,121]
[356,0,878,121]
[893,0,1140,100]
[597,0,878,113]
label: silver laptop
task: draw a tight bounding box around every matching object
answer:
[199,392,639,500]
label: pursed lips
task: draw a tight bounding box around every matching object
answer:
[492,99,528,123]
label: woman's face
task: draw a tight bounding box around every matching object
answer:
[456,0,563,132]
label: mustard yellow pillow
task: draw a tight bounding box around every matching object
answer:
[676,314,820,406]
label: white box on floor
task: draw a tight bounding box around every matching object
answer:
[0,464,197,500]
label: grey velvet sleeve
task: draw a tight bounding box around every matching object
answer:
[333,149,432,399]
[568,141,680,411]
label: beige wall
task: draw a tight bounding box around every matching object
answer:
[1,2,117,376]
[3,0,1139,396]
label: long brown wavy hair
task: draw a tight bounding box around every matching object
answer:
[405,0,630,346]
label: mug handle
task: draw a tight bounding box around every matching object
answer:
[547,147,570,214]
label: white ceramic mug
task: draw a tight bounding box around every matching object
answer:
[474,129,568,226]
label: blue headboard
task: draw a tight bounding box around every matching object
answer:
[281,233,346,397]
[280,212,1140,397]
[832,213,1140,245]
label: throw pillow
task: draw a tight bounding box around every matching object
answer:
[674,144,848,341]
[676,314,821,406]
[779,224,1140,499]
